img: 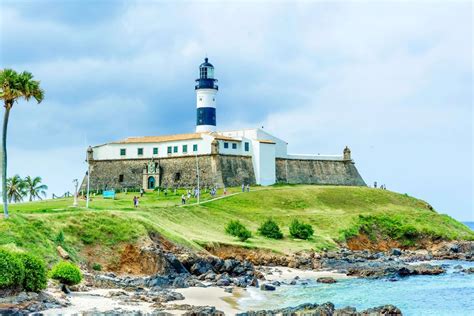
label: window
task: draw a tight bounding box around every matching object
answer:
[199,97,202,101]
[224,142,229,149]
[244,142,250,152]
[232,143,237,149]
[183,145,188,153]
[173,146,178,153]
[119,174,124,183]
[120,148,126,156]
[174,172,181,181]
[193,144,198,152]
[137,148,143,155]
[167,146,172,154]
[153,147,158,155]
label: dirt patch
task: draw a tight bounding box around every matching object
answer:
[346,233,401,251]
[205,244,290,266]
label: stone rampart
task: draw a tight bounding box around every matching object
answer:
[275,158,366,186]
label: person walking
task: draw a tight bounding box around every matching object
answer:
[181,194,186,205]
[133,196,137,208]
[242,183,245,192]
[140,188,144,197]
[246,184,250,192]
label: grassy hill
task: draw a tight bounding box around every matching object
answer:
[0,185,472,267]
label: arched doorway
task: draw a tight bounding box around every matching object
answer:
[147,176,155,189]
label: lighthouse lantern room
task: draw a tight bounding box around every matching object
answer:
[195,58,218,133]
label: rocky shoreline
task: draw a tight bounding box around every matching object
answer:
[1,240,472,315]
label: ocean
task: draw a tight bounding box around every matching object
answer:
[463,222,474,230]
[238,260,474,316]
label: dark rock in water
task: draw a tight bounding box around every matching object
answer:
[360,304,402,315]
[387,277,399,282]
[462,267,474,274]
[453,265,463,270]
[289,280,297,285]
[260,283,276,291]
[398,264,445,277]
[236,301,401,316]
[317,277,337,284]
[271,280,281,286]
[391,248,402,256]
[61,284,71,294]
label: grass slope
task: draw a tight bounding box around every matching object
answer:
[0,185,472,265]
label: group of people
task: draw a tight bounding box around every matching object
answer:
[241,183,250,192]
[373,181,387,190]
[132,196,140,207]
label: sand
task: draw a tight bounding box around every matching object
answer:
[261,266,350,281]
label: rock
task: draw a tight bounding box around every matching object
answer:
[453,265,463,269]
[190,260,214,276]
[289,280,297,285]
[57,245,70,259]
[317,277,337,284]
[391,248,402,256]
[224,287,233,293]
[216,278,231,287]
[260,283,276,291]
[172,276,190,288]
[462,267,474,274]
[183,306,224,316]
[361,304,402,315]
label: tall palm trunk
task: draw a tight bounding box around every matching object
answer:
[2,102,11,219]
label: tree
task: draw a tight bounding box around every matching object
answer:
[24,176,48,201]
[6,175,26,203]
[0,69,44,218]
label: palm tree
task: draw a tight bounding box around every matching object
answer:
[6,175,26,203]
[0,69,44,218]
[24,176,48,201]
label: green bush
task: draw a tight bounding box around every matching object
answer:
[258,219,283,239]
[50,261,82,285]
[289,219,314,240]
[0,250,25,290]
[55,231,65,244]
[225,220,252,242]
[17,253,47,292]
[92,263,102,271]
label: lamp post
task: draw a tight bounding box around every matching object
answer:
[73,179,78,207]
[195,153,200,205]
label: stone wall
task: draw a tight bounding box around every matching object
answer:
[275,158,366,186]
[82,154,256,191]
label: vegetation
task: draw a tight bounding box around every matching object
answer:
[0,249,24,290]
[225,220,252,241]
[289,219,314,240]
[17,253,47,292]
[258,218,284,239]
[6,175,26,203]
[5,175,48,203]
[0,186,472,265]
[24,176,48,202]
[92,263,102,271]
[0,250,47,292]
[0,69,44,219]
[50,261,82,285]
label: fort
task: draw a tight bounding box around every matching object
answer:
[83,58,366,191]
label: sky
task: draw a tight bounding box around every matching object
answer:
[0,0,472,221]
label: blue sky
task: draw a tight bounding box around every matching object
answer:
[1,0,472,221]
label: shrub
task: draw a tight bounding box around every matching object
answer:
[258,219,283,239]
[0,250,24,290]
[225,220,252,242]
[17,253,47,292]
[289,219,314,240]
[50,261,82,285]
[92,263,102,271]
[55,231,65,244]
[226,220,245,236]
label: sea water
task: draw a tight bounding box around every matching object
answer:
[238,260,474,316]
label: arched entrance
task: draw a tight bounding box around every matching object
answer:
[147,176,155,189]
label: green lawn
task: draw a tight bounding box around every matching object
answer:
[0,185,472,266]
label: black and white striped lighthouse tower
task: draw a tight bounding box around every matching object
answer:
[195,58,218,133]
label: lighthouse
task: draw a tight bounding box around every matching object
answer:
[195,58,218,133]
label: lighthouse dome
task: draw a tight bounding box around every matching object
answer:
[200,57,214,68]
